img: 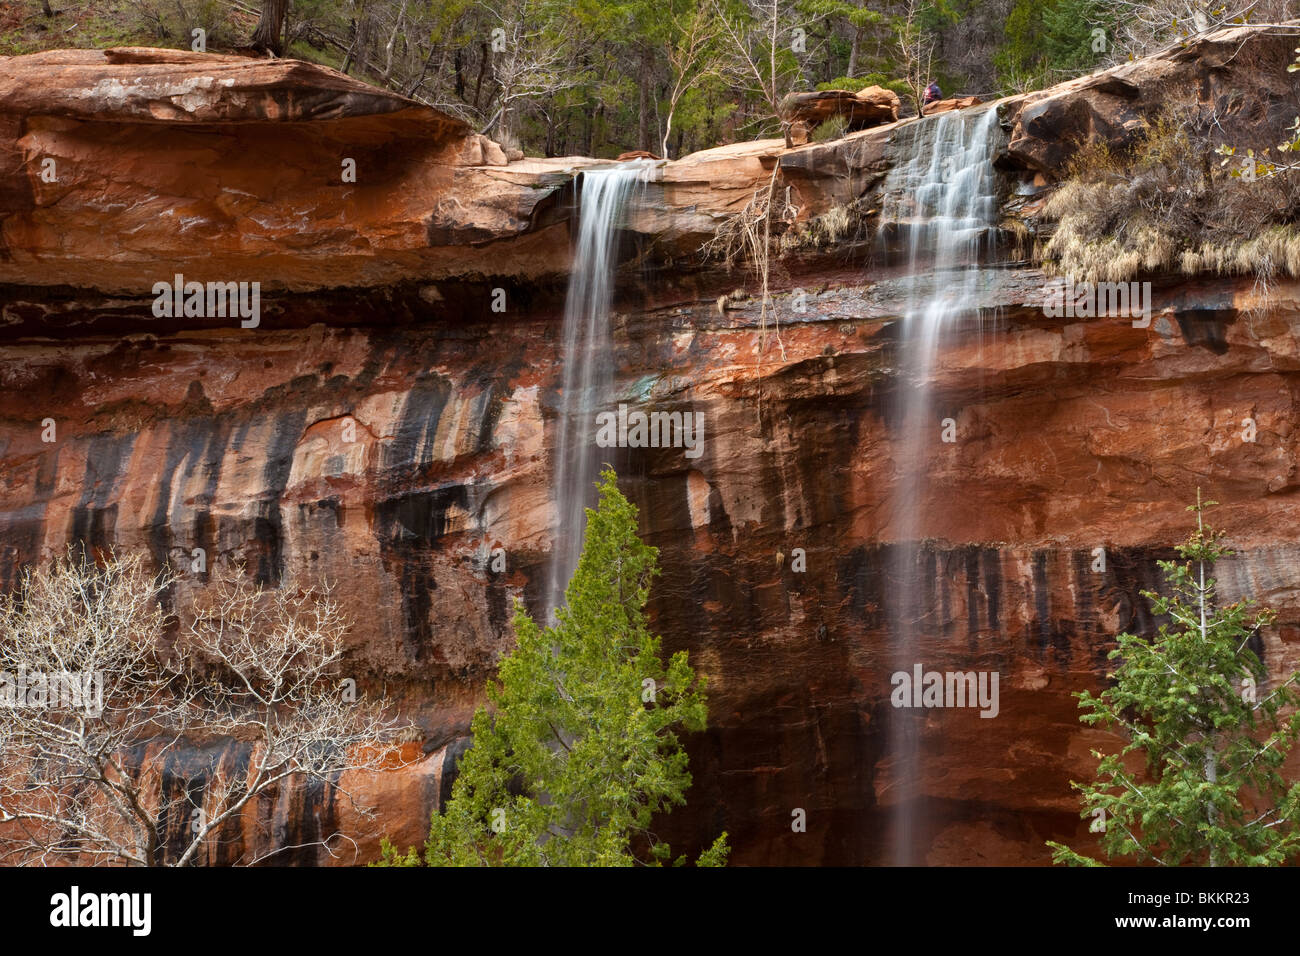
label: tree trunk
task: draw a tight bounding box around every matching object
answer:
[498,104,512,148]
[472,41,489,112]
[1204,744,1218,865]
[41,0,54,17]
[847,28,861,79]
[380,0,407,84]
[251,0,290,56]
[587,104,603,156]
[341,19,356,73]
[637,47,652,150]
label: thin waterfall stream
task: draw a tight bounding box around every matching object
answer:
[879,107,1002,864]
[547,160,654,618]
[548,118,1002,860]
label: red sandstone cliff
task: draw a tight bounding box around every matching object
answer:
[2,25,1299,865]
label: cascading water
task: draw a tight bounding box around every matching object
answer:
[546,160,654,618]
[878,107,1001,864]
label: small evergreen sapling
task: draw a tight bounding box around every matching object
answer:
[379,467,728,866]
[1050,494,1300,866]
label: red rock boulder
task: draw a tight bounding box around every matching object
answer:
[923,95,984,116]
[778,86,901,144]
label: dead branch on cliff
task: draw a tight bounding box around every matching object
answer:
[700,164,793,361]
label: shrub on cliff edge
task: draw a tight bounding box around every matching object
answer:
[378,468,728,867]
[1049,494,1300,866]
[1040,111,1300,287]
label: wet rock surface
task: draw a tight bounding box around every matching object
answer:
[4,269,1300,863]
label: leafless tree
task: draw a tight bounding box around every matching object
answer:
[711,0,809,134]
[897,0,936,115]
[0,552,410,866]
[662,8,724,158]
[479,0,582,147]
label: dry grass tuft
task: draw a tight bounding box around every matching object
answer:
[777,201,870,254]
[1038,111,1300,286]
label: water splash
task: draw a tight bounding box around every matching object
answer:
[546,160,654,618]
[878,107,1002,865]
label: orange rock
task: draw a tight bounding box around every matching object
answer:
[922,95,983,116]
[779,88,900,134]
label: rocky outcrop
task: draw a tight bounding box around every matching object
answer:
[3,23,1300,866]
[923,95,983,115]
[4,24,1294,304]
[0,47,468,128]
[779,87,901,145]
[1000,24,1300,175]
[0,45,902,303]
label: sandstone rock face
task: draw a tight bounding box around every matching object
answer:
[923,95,983,116]
[0,44,782,298]
[0,48,540,294]
[1000,24,1300,176]
[3,24,1300,866]
[4,270,1300,865]
[3,25,1295,299]
[779,87,901,137]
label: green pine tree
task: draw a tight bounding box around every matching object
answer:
[378,467,728,867]
[1049,493,1300,866]
[996,0,1118,92]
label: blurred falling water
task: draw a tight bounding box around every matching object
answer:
[878,107,1001,864]
[546,160,653,619]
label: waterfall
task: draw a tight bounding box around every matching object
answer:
[879,107,1001,864]
[546,160,653,617]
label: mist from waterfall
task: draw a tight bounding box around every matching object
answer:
[879,107,1001,865]
[546,160,653,619]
